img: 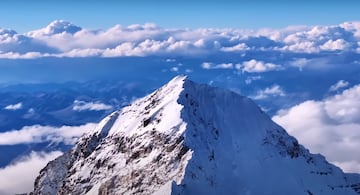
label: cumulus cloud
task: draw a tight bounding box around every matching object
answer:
[0,21,359,58]
[4,102,22,110]
[340,21,360,38]
[280,41,320,53]
[320,39,350,51]
[0,28,57,55]
[0,123,97,145]
[329,80,350,92]
[253,85,286,100]
[278,24,358,53]
[0,151,62,194]
[273,84,360,173]
[27,20,82,36]
[72,100,113,111]
[237,59,283,73]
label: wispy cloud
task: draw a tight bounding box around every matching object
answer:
[273,84,360,173]
[72,100,113,111]
[253,85,286,99]
[221,43,249,52]
[0,151,62,195]
[201,62,234,69]
[329,80,349,92]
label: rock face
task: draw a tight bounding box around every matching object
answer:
[32,76,360,195]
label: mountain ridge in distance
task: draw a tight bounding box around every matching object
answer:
[32,75,360,194]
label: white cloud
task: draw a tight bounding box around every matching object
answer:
[221,43,249,52]
[170,67,179,72]
[273,84,360,173]
[214,63,233,69]
[0,151,62,195]
[0,52,47,59]
[26,20,82,36]
[340,21,360,38]
[329,80,349,92]
[289,58,311,71]
[253,85,285,100]
[55,48,102,58]
[279,24,357,53]
[320,39,349,51]
[72,100,112,111]
[0,123,97,145]
[201,62,213,69]
[166,58,176,62]
[280,41,319,53]
[324,85,360,123]
[201,62,233,69]
[238,59,283,73]
[1,21,359,58]
[4,102,22,110]
[100,37,205,57]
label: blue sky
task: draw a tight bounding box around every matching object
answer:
[1,0,360,32]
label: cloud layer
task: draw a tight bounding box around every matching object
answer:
[273,84,360,173]
[0,123,97,145]
[0,151,62,194]
[1,20,360,58]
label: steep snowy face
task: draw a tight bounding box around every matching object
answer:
[32,76,360,195]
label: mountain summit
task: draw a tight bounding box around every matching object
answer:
[32,76,360,195]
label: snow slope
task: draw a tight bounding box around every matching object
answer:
[32,76,360,195]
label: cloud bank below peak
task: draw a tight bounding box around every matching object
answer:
[0,151,62,194]
[273,84,360,173]
[1,20,360,59]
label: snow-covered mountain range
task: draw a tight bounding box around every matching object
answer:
[32,76,360,194]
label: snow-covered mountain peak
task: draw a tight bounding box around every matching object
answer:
[32,76,360,195]
[88,74,188,138]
